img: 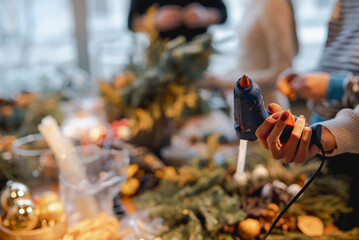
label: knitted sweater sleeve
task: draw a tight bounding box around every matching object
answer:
[320,75,359,155]
[320,105,359,155]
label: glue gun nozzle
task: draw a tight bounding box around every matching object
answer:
[239,74,251,88]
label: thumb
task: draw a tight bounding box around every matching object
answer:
[268,103,283,114]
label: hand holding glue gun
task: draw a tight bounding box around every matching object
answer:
[255,103,337,164]
[233,75,322,177]
[233,74,339,239]
[258,105,318,163]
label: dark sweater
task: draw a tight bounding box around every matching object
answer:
[128,0,227,40]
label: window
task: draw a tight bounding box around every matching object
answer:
[0,0,337,96]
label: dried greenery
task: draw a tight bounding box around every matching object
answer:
[0,92,63,185]
[99,6,215,135]
[133,140,359,239]
[134,165,246,239]
[0,92,63,136]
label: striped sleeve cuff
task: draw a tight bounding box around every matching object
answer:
[320,107,359,156]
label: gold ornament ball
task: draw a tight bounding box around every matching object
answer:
[37,192,64,223]
[1,181,31,212]
[7,198,38,231]
[238,218,261,240]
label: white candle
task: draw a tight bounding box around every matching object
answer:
[38,116,86,183]
[38,116,99,223]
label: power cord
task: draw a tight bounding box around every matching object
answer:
[262,143,326,240]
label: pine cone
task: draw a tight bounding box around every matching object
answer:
[240,197,270,218]
[259,203,296,232]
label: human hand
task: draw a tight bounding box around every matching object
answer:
[277,68,299,100]
[182,3,209,28]
[155,5,183,31]
[255,103,320,164]
[289,72,330,101]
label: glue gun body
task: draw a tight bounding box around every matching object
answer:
[233,75,322,147]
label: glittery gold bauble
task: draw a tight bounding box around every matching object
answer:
[37,192,64,223]
[1,181,31,212]
[7,199,38,231]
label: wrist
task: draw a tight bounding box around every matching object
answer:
[320,126,337,153]
[327,73,346,101]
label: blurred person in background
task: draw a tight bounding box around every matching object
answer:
[127,0,228,41]
[207,0,298,109]
[260,0,359,230]
[277,0,359,124]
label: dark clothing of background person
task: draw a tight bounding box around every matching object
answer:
[127,0,227,41]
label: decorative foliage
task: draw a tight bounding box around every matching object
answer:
[0,92,63,136]
[289,176,352,226]
[0,92,63,186]
[0,135,17,183]
[134,164,246,239]
[133,140,359,239]
[99,7,214,135]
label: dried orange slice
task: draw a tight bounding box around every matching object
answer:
[297,215,324,236]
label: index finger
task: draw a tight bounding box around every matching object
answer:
[255,112,281,149]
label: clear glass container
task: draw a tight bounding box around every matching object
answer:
[11,134,57,193]
[12,134,129,226]
[59,145,129,225]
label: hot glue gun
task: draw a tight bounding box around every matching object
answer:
[234,74,322,146]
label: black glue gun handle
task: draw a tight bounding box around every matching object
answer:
[279,124,322,148]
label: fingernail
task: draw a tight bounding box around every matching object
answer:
[280,110,290,121]
[272,112,281,119]
[268,104,277,114]
[299,115,305,119]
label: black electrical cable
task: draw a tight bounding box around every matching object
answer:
[262,144,326,240]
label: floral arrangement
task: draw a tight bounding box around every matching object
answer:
[99,6,214,136]
[133,142,359,240]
